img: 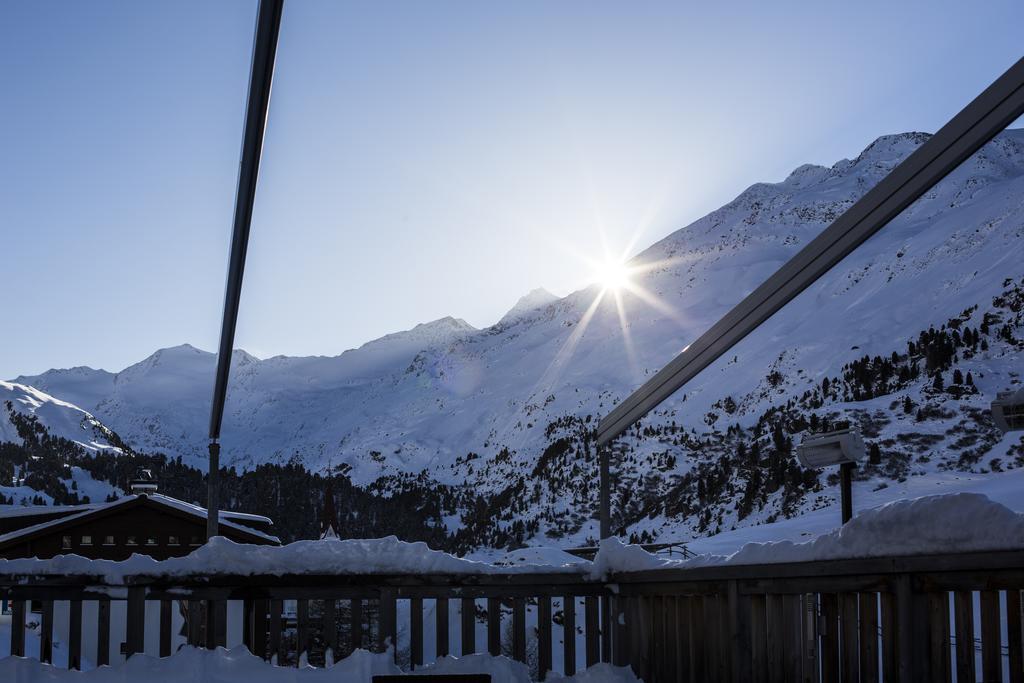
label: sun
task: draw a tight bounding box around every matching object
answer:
[593,259,632,292]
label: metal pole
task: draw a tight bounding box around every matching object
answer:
[597,440,613,665]
[599,442,611,539]
[596,57,1024,447]
[840,462,855,524]
[207,0,284,540]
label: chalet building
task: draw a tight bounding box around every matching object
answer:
[0,472,278,561]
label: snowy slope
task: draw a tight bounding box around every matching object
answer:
[0,381,120,453]
[497,288,559,326]
[15,130,1024,479]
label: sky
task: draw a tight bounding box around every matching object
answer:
[2,1,1023,379]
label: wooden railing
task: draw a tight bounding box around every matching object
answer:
[2,549,1023,681]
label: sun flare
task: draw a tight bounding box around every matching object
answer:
[593,259,632,292]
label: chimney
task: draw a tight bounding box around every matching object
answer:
[129,468,158,495]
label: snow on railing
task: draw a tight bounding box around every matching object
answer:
[1,492,1022,681]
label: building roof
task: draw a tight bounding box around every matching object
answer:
[0,503,100,520]
[0,498,273,524]
[0,493,279,550]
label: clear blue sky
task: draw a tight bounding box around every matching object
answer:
[3,1,1022,378]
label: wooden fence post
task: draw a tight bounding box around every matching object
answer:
[40,599,54,664]
[512,597,526,663]
[600,594,613,664]
[126,588,146,658]
[97,597,111,666]
[436,596,450,658]
[927,592,951,683]
[859,592,880,683]
[269,599,284,663]
[729,581,752,683]
[69,599,83,670]
[1007,589,1023,683]
[10,599,25,657]
[461,597,476,655]
[159,599,172,658]
[585,595,600,667]
[538,595,552,679]
[563,595,577,676]
[486,597,501,657]
[296,599,309,665]
[410,597,424,668]
[253,599,269,660]
[895,574,919,682]
[380,590,397,660]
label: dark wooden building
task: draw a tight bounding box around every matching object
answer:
[0,483,278,561]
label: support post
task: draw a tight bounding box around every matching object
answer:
[598,440,612,668]
[840,462,855,524]
[207,441,220,539]
[599,441,611,540]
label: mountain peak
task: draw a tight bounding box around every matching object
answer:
[850,131,932,167]
[154,343,210,356]
[357,316,476,353]
[498,288,559,326]
[412,316,476,333]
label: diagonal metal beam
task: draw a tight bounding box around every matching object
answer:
[597,56,1024,446]
[207,0,285,538]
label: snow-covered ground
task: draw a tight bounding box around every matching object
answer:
[0,645,639,683]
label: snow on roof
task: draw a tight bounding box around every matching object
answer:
[0,503,99,519]
[0,495,278,547]
[0,504,112,546]
[147,494,273,525]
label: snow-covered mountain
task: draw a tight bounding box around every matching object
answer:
[497,288,559,326]
[1,381,121,453]
[8,130,1024,545]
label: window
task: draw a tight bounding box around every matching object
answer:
[80,535,92,546]
[103,536,115,546]
[145,537,157,546]
[168,535,179,546]
[126,536,137,546]
[61,536,71,550]
[189,536,201,546]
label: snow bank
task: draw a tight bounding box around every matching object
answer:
[0,646,640,683]
[726,492,1024,565]
[0,646,396,683]
[592,492,1024,577]
[426,653,639,682]
[0,535,586,582]
[491,545,591,568]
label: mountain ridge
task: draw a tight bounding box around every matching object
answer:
[9,129,1024,485]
